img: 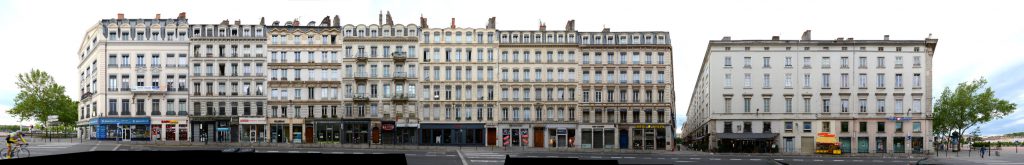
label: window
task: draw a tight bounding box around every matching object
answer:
[841,99,849,113]
[895,122,904,132]
[859,122,868,133]
[859,57,867,68]
[784,74,792,88]
[803,122,812,133]
[821,73,830,88]
[895,74,903,88]
[841,122,849,133]
[860,99,867,113]
[762,57,770,68]
[724,74,732,88]
[785,98,792,113]
[877,57,885,68]
[763,74,770,88]
[877,122,885,133]
[859,74,867,88]
[877,99,886,113]
[877,74,885,88]
[743,57,751,68]
[841,73,849,88]
[913,99,922,113]
[744,74,751,88]
[895,99,904,113]
[895,56,903,67]
[913,74,921,88]
[913,122,922,133]
[724,56,732,67]
[803,74,810,88]
[822,122,830,133]
[822,99,830,113]
[763,98,770,112]
[784,57,792,67]
[785,122,793,132]
[821,57,830,68]
[913,56,921,67]
[804,98,810,113]
[725,98,732,113]
[803,57,811,68]
[724,122,733,133]
[743,98,751,112]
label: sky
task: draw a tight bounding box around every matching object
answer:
[0,0,1022,136]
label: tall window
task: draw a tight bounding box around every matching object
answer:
[823,99,830,113]
[743,98,751,113]
[785,98,792,113]
[724,56,732,67]
[784,74,792,88]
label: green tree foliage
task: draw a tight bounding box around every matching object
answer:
[7,69,78,125]
[933,77,1017,147]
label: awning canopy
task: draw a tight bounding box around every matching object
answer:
[717,133,779,140]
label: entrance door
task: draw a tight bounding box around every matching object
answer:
[784,137,795,153]
[120,127,130,141]
[619,130,629,149]
[800,136,814,153]
[534,128,544,148]
[249,130,257,143]
[487,128,496,146]
[840,137,852,154]
[858,137,869,153]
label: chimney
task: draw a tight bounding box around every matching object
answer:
[884,35,890,40]
[847,38,853,41]
[565,20,575,31]
[771,36,780,41]
[236,20,242,25]
[155,14,161,19]
[486,17,496,29]
[836,37,844,41]
[420,15,429,29]
[601,27,610,33]
[450,18,456,29]
[117,13,124,20]
[177,12,187,20]
[722,36,731,41]
[800,30,812,41]
[539,22,546,31]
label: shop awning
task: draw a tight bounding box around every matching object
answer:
[717,133,778,140]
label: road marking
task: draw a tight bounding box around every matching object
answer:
[470,160,504,163]
[591,156,603,159]
[307,151,320,153]
[774,159,784,161]
[267,150,280,153]
[709,158,721,160]
[457,150,469,165]
[813,159,823,162]
[625,157,636,159]
[567,156,578,159]
[675,161,694,163]
[527,156,538,158]
[446,155,457,157]
[891,160,903,162]
[287,151,299,153]
[28,146,72,149]
[611,157,622,159]
[852,160,863,162]
[689,158,700,160]
[834,160,844,162]
[332,152,346,154]
[749,159,761,161]
[112,144,121,151]
[729,158,742,161]
[546,156,557,158]
[372,152,382,154]
[353,152,364,154]
[793,159,804,161]
[89,142,100,151]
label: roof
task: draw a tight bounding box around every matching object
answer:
[717,133,778,140]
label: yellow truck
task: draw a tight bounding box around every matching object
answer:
[815,132,842,155]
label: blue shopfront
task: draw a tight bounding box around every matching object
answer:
[89,117,151,141]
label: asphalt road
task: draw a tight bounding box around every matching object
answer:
[18,141,936,165]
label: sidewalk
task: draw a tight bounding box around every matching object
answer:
[929,147,1024,164]
[101,140,685,154]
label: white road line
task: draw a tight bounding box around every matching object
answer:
[729,159,742,161]
[287,151,299,153]
[611,157,622,159]
[527,156,538,158]
[774,159,784,161]
[353,152,364,154]
[307,151,320,153]
[675,161,694,163]
[332,152,346,154]
[852,160,863,162]
[625,157,636,159]
[457,150,469,165]
[470,160,504,163]
[709,158,721,160]
[27,147,71,149]
[566,156,578,159]
[689,158,700,160]
[372,152,382,154]
[88,142,100,152]
[267,150,280,153]
[446,155,457,157]
[749,159,761,161]
[112,144,121,151]
[591,156,602,159]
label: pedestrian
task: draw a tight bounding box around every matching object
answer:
[980,146,986,158]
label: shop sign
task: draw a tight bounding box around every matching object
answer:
[556,128,567,135]
[635,124,665,129]
[160,120,178,124]
[239,118,267,124]
[382,123,395,131]
[98,118,150,125]
[271,119,287,123]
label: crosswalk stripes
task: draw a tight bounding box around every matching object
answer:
[461,150,507,163]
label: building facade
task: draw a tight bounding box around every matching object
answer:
[187,21,267,143]
[683,31,937,154]
[77,13,191,141]
[77,12,675,150]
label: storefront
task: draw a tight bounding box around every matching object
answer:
[190,117,234,143]
[267,118,304,143]
[546,124,577,148]
[632,124,668,150]
[312,119,342,143]
[580,125,616,149]
[715,132,778,153]
[342,120,370,144]
[418,123,485,146]
[150,117,188,141]
[239,117,267,143]
[498,124,531,147]
[89,117,151,141]
[396,119,419,145]
[380,121,396,144]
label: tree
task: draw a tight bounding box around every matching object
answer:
[7,69,78,125]
[933,77,1017,149]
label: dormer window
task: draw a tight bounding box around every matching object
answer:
[231,29,238,36]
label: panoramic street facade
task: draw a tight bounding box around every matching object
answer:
[75,12,675,150]
[683,31,937,154]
